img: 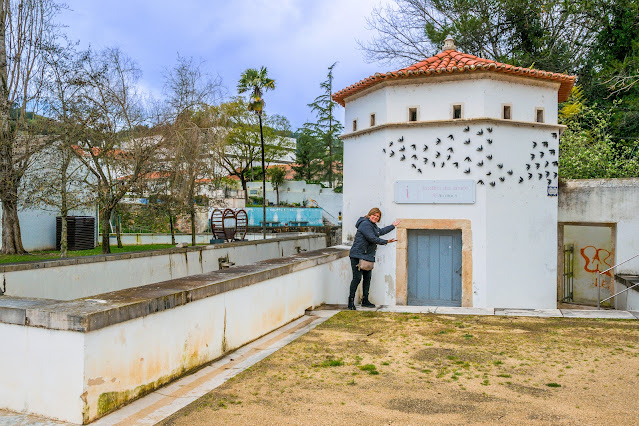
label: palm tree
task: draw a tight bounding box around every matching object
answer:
[238,67,275,239]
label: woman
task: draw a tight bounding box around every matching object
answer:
[348,208,400,310]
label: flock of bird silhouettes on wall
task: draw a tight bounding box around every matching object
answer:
[382,127,559,188]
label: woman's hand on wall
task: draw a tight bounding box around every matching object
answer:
[388,238,397,243]
[392,220,401,226]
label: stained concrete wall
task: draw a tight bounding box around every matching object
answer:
[559,179,639,273]
[0,247,351,424]
[558,178,639,308]
[0,234,325,300]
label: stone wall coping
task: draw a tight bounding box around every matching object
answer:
[0,233,321,273]
[560,178,639,188]
[0,247,349,332]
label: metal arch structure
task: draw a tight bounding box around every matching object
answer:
[235,209,248,240]
[210,208,248,242]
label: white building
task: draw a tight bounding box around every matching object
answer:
[333,37,575,309]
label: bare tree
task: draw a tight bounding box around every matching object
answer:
[0,0,62,254]
[21,43,95,258]
[358,0,599,72]
[162,55,223,246]
[70,48,160,254]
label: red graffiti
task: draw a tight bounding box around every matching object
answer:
[581,245,613,289]
[580,246,613,275]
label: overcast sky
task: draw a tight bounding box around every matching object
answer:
[58,0,392,131]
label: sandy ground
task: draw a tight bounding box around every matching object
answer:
[160,311,639,425]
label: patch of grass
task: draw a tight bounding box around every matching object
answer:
[314,358,343,368]
[0,243,184,264]
[359,364,379,375]
[546,382,562,388]
[497,374,512,378]
[463,334,474,339]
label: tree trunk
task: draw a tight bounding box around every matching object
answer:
[240,176,248,204]
[115,209,123,248]
[169,215,176,245]
[190,204,196,246]
[60,215,68,258]
[1,197,26,254]
[276,187,279,206]
[100,207,112,254]
[259,114,266,240]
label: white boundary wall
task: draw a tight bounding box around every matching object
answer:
[0,248,351,424]
[0,234,325,300]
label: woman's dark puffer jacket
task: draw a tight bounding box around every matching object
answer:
[349,216,395,262]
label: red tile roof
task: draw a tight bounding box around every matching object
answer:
[332,50,576,106]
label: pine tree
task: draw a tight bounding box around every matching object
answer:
[306,63,344,187]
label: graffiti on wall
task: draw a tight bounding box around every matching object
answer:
[580,246,613,289]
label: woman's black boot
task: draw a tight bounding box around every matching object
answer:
[361,297,376,308]
[348,297,356,310]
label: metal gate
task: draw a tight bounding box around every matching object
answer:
[407,229,462,306]
[563,244,574,302]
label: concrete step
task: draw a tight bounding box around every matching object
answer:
[615,274,639,292]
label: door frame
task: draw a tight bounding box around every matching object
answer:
[557,221,616,305]
[396,219,473,307]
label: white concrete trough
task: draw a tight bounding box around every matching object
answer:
[0,246,351,424]
[0,234,326,300]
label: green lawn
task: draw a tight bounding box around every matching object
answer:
[0,244,203,265]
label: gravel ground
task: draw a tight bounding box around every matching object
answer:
[160,311,639,425]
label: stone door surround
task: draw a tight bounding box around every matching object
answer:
[396,219,473,307]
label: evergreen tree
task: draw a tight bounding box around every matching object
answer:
[306,63,344,187]
[292,128,324,182]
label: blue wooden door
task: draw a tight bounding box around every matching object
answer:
[407,230,462,306]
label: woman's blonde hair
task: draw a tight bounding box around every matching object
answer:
[366,207,382,219]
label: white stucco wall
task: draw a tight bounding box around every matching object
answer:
[345,74,560,129]
[2,235,326,300]
[0,204,83,252]
[0,323,85,423]
[342,74,561,309]
[0,251,351,424]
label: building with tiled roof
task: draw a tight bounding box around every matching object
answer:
[333,38,575,107]
[336,37,575,310]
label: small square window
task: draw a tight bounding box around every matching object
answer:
[536,108,544,123]
[352,119,357,132]
[370,113,376,127]
[503,105,512,120]
[453,104,462,119]
[408,107,418,122]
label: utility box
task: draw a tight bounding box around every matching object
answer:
[56,216,95,251]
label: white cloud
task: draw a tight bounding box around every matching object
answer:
[59,0,393,128]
